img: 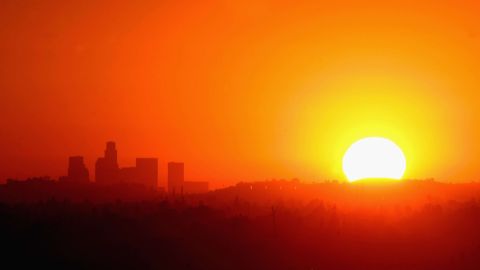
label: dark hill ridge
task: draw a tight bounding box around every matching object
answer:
[3,178,480,208]
[197,179,480,210]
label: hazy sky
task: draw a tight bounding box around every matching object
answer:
[1,0,480,187]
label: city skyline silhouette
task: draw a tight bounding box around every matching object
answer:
[2,1,480,186]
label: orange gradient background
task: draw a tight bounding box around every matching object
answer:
[1,0,480,188]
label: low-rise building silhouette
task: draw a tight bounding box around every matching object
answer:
[119,167,137,183]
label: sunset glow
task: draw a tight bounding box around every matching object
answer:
[2,1,480,186]
[3,1,480,269]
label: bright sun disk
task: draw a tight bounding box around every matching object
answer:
[343,137,406,182]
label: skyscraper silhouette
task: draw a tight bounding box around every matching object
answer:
[95,141,119,183]
[168,162,184,194]
[136,158,158,188]
[67,156,89,182]
[105,141,118,164]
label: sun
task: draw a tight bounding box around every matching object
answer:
[342,137,406,182]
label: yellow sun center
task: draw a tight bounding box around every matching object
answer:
[342,137,406,182]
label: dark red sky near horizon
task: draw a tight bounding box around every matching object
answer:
[1,0,480,188]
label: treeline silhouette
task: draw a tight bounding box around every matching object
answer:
[1,179,480,269]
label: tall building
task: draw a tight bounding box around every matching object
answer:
[136,158,158,188]
[168,162,184,194]
[66,156,89,182]
[95,141,119,184]
[105,141,117,164]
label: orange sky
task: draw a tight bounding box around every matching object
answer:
[1,0,480,188]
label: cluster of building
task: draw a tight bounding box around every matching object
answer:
[60,141,209,194]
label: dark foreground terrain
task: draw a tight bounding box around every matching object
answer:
[2,179,480,269]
